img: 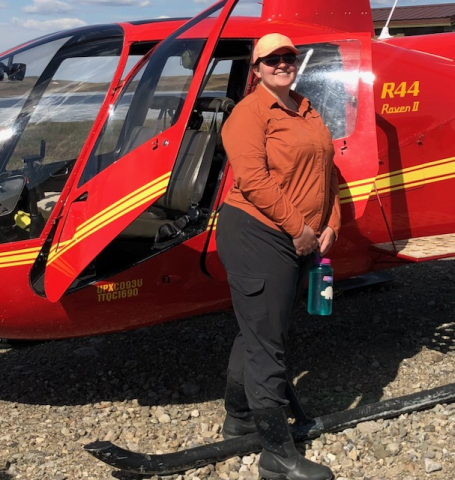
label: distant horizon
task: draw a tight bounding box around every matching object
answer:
[1,0,454,55]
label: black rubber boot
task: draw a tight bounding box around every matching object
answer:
[222,377,257,439]
[253,407,333,480]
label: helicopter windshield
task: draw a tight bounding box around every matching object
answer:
[0,27,124,243]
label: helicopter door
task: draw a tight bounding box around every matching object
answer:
[39,0,239,302]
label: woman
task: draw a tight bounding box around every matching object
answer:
[216,33,340,480]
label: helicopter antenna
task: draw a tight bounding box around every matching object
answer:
[378,0,399,39]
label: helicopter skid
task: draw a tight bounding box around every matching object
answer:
[85,381,455,475]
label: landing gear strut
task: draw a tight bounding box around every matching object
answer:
[85,381,455,475]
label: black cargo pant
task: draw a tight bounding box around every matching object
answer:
[216,204,313,410]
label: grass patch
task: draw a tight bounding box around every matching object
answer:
[7,121,94,171]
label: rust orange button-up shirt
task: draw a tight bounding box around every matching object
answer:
[221,83,341,239]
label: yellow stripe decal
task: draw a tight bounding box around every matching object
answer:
[47,172,171,266]
[373,156,455,197]
[0,246,40,268]
[339,156,455,203]
[51,254,78,278]
[206,212,218,231]
[339,176,376,204]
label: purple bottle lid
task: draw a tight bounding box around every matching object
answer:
[320,258,331,265]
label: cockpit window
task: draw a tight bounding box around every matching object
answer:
[294,40,361,140]
[0,28,124,243]
[6,52,121,171]
[0,37,70,170]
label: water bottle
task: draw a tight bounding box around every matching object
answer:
[307,256,333,315]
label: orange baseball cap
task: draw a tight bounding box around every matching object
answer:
[252,33,300,64]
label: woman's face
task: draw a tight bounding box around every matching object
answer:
[253,47,297,92]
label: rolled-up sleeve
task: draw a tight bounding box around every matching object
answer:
[221,104,305,238]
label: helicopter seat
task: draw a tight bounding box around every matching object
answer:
[120,122,215,238]
[120,97,233,241]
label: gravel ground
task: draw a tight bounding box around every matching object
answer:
[1,258,455,480]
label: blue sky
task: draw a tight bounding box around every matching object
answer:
[1,0,454,54]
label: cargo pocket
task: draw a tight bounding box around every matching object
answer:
[227,273,266,319]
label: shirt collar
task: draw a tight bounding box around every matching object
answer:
[255,83,311,116]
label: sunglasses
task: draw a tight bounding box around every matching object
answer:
[260,53,297,67]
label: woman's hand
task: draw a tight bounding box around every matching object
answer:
[318,225,336,257]
[293,224,319,256]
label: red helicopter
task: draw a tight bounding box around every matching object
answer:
[2,0,455,474]
[0,0,454,344]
